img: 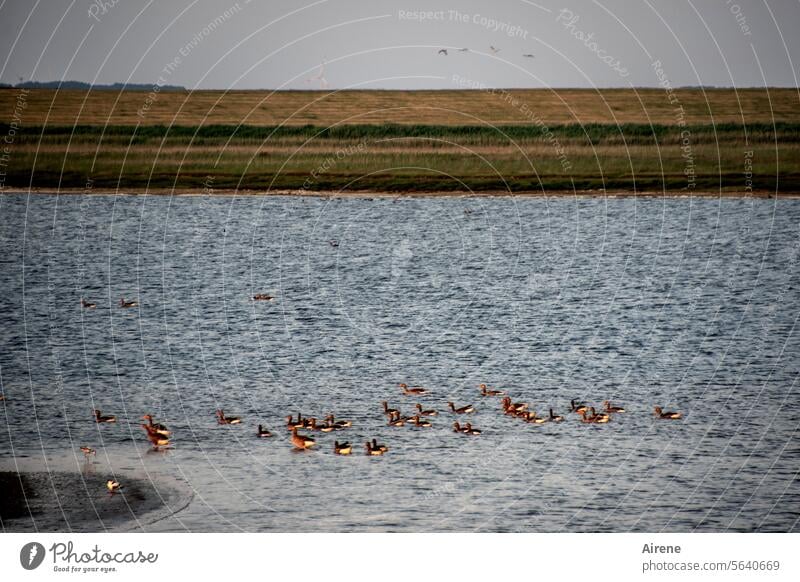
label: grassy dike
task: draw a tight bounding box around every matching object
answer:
[1,88,798,194]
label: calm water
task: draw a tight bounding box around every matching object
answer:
[0,193,798,532]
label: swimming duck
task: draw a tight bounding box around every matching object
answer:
[334,441,352,455]
[523,411,548,424]
[387,412,405,427]
[479,383,505,396]
[581,409,610,424]
[549,409,564,422]
[410,415,432,427]
[399,383,427,395]
[257,424,273,437]
[216,409,242,425]
[106,479,121,493]
[81,298,96,309]
[415,403,437,416]
[654,406,681,419]
[285,414,305,430]
[364,439,386,457]
[119,298,138,308]
[462,422,482,435]
[325,414,352,429]
[603,401,626,413]
[448,402,475,414]
[93,409,116,423]
[329,239,340,248]
[141,414,170,436]
[252,293,274,301]
[382,401,399,417]
[290,427,316,449]
[453,421,481,435]
[308,418,335,433]
[142,424,170,449]
[501,397,528,414]
[571,399,589,414]
[80,446,96,458]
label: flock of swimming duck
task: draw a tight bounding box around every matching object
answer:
[82,382,682,494]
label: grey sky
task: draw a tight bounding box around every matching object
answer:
[1,0,798,89]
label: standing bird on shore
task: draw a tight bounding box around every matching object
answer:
[93,409,116,423]
[142,414,170,436]
[142,424,170,449]
[106,479,121,493]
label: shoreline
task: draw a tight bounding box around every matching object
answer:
[1,188,794,199]
[0,469,192,533]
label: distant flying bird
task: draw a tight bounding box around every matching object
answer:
[489,46,500,54]
[523,53,535,58]
[305,61,328,89]
[438,49,448,55]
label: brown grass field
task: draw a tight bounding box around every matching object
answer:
[2,88,799,126]
[1,88,798,194]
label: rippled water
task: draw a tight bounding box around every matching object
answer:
[0,193,798,532]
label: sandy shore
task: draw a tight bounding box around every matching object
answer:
[1,188,796,199]
[0,470,192,532]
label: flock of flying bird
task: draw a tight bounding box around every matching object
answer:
[82,382,681,494]
[304,47,534,89]
[437,46,534,58]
